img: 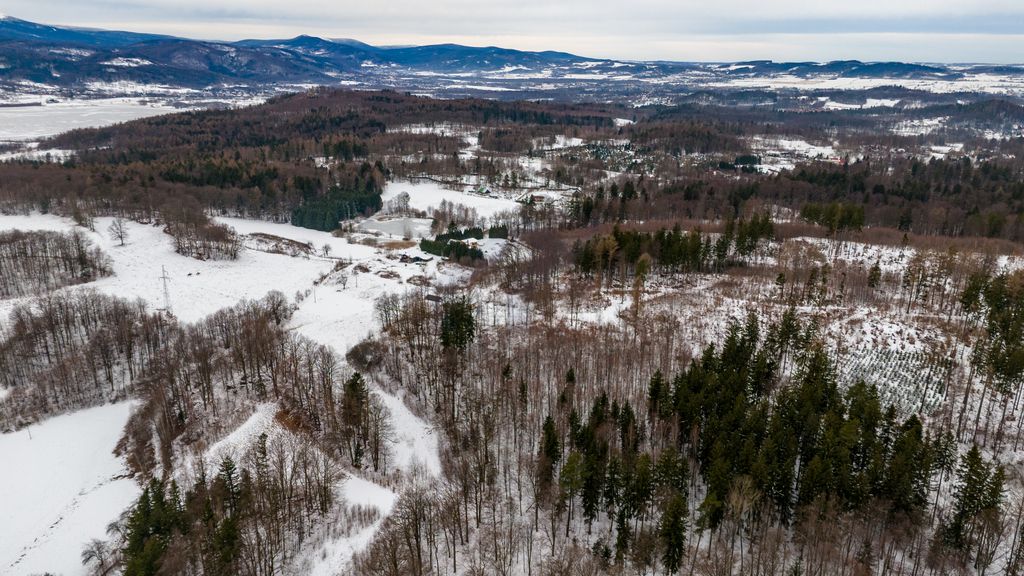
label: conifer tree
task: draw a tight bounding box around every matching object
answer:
[659,493,688,574]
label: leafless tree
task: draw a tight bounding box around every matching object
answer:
[107,217,128,246]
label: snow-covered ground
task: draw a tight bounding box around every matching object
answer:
[749,136,840,172]
[533,134,584,150]
[357,216,433,239]
[0,213,443,327]
[893,116,948,136]
[0,211,468,358]
[929,142,965,159]
[0,142,76,162]
[299,475,397,576]
[0,98,182,144]
[0,215,340,324]
[381,179,520,222]
[0,211,72,233]
[173,400,415,574]
[705,72,1024,97]
[819,97,901,110]
[219,219,448,573]
[751,136,837,160]
[0,402,139,576]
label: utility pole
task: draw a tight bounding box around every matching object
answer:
[160,266,172,314]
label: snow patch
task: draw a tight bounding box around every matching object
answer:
[100,57,153,67]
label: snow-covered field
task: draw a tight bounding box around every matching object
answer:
[751,136,837,160]
[819,97,901,110]
[0,402,139,576]
[0,98,182,143]
[0,214,339,323]
[0,143,76,162]
[533,134,584,150]
[381,179,520,221]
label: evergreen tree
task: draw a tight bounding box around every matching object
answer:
[341,372,370,468]
[946,445,1004,554]
[659,493,688,574]
[217,456,242,516]
[560,451,584,535]
[440,297,476,352]
[539,415,561,487]
[868,258,882,289]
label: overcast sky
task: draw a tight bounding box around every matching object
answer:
[4,0,1024,62]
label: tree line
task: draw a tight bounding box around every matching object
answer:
[572,214,774,283]
[0,229,111,298]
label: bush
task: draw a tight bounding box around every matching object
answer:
[346,338,386,373]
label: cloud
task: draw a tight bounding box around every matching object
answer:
[4,0,1024,62]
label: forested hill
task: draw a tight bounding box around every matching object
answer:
[46,89,621,154]
[0,90,626,234]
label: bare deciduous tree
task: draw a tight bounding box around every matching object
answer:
[107,217,128,246]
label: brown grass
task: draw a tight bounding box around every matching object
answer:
[275,408,312,434]
[381,240,417,250]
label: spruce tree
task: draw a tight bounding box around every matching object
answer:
[659,493,688,574]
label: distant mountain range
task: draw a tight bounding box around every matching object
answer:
[2,15,1024,102]
[0,16,605,87]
